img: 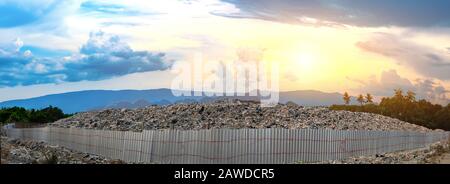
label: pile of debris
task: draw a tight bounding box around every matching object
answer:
[50,99,431,132]
[0,136,125,164]
[317,140,450,164]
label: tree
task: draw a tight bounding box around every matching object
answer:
[357,94,365,105]
[394,88,404,99]
[7,111,27,123]
[365,93,373,104]
[330,90,450,131]
[432,104,450,130]
[343,92,351,105]
[40,106,65,122]
[406,90,416,102]
[0,109,12,123]
[0,106,68,124]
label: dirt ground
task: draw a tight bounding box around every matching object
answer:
[1,136,125,164]
[436,153,450,164]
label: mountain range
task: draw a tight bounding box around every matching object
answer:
[0,88,356,113]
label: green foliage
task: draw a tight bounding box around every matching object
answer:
[432,104,450,131]
[357,94,365,105]
[343,92,351,105]
[331,90,450,131]
[0,106,70,124]
[365,93,373,103]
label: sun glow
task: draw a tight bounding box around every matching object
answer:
[296,51,317,70]
[286,44,324,78]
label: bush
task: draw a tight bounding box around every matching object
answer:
[330,91,450,131]
[0,106,70,124]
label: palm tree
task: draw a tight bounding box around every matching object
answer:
[365,93,373,104]
[343,92,351,105]
[406,90,416,102]
[357,94,365,105]
[394,88,404,99]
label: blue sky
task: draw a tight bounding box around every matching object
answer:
[0,0,449,104]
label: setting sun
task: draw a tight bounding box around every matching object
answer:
[296,51,316,70]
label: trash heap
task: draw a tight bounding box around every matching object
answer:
[50,99,431,132]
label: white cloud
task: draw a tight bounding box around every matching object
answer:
[349,70,449,105]
[0,31,171,87]
[13,38,23,51]
[357,32,450,80]
[23,50,32,57]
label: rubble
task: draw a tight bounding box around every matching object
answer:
[316,140,450,164]
[50,99,432,132]
[0,136,126,164]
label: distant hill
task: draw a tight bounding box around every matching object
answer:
[0,88,356,113]
[278,90,358,106]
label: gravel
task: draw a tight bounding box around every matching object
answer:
[0,136,126,164]
[50,99,431,132]
[316,140,450,164]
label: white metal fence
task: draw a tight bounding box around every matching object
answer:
[3,127,449,164]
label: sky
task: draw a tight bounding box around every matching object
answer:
[0,0,449,105]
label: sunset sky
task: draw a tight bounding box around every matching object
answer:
[0,0,449,104]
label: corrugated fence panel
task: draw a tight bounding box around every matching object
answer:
[2,125,450,164]
[121,131,141,163]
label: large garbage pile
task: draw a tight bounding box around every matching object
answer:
[50,99,431,132]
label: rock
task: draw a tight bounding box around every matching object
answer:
[286,101,298,107]
[1,136,126,164]
[316,141,450,164]
[50,99,432,133]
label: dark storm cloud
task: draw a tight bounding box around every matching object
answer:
[219,0,450,27]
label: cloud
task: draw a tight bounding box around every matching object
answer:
[13,38,24,51]
[0,0,63,28]
[348,70,449,105]
[0,0,84,43]
[284,72,298,82]
[356,33,450,80]
[0,38,25,53]
[0,31,171,87]
[348,70,413,96]
[100,22,146,27]
[79,1,159,16]
[219,0,450,27]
